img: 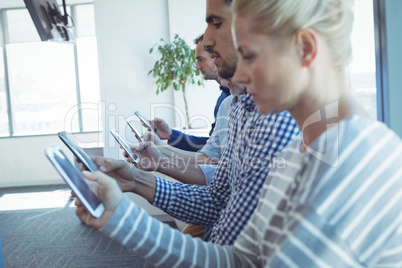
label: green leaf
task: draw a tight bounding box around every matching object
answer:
[148,34,202,99]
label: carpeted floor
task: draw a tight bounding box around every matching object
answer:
[0,185,176,268]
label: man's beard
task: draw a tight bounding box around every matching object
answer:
[218,63,236,79]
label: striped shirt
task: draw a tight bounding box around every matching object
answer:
[101,115,402,267]
[153,94,299,245]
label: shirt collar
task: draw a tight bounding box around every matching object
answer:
[239,93,256,113]
[219,85,230,95]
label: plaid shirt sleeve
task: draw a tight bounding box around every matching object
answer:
[151,104,239,226]
[152,176,230,226]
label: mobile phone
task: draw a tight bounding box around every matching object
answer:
[134,111,156,132]
[45,144,105,218]
[126,120,145,143]
[58,131,99,172]
[110,129,141,164]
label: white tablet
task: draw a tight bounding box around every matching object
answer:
[58,131,99,172]
[110,129,141,164]
[45,144,105,218]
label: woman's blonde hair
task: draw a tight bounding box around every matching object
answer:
[232,0,355,68]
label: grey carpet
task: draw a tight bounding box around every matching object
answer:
[0,185,175,268]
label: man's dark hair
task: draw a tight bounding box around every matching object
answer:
[193,34,204,45]
[223,0,232,5]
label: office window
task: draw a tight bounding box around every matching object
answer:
[349,0,377,119]
[0,4,100,136]
[7,42,78,135]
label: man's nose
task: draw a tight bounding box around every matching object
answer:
[202,27,214,51]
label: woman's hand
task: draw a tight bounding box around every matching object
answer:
[74,170,124,229]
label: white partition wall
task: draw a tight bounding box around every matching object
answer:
[94,0,173,159]
[167,0,221,130]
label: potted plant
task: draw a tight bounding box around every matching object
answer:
[148,34,203,128]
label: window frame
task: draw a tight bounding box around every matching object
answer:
[0,9,14,136]
[373,0,390,126]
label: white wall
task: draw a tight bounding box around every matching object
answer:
[0,132,102,187]
[168,0,221,130]
[94,0,216,159]
[0,135,66,187]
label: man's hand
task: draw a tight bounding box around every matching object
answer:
[74,170,124,229]
[150,118,172,140]
[83,156,138,193]
[142,131,164,146]
[124,141,169,172]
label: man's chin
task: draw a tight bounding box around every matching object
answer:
[219,69,235,79]
[216,63,236,79]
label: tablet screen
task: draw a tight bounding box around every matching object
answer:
[46,145,103,214]
[58,131,99,172]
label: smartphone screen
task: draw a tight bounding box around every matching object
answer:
[45,144,105,218]
[110,129,141,164]
[126,120,145,143]
[58,131,99,172]
[134,111,156,132]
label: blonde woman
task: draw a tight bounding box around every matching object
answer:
[74,0,402,266]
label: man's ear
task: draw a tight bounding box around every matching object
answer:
[296,29,318,68]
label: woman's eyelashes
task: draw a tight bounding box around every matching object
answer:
[241,53,255,62]
[238,47,255,62]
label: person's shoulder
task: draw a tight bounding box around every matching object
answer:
[220,95,235,107]
[337,115,401,148]
[216,95,235,118]
[308,115,401,168]
[303,116,402,253]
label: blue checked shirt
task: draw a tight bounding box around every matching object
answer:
[152,94,300,245]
